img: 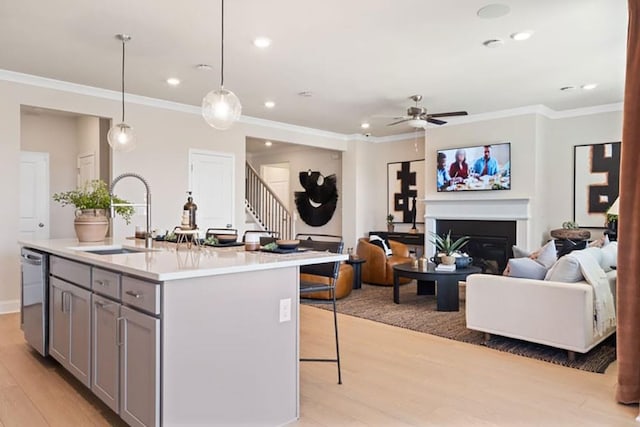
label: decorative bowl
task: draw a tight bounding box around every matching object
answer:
[216,234,237,243]
[276,239,300,250]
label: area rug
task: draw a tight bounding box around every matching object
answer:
[310,283,616,373]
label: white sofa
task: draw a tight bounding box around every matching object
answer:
[465,271,616,359]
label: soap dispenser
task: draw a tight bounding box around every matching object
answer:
[183,192,197,230]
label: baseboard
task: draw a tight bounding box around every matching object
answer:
[0,299,20,314]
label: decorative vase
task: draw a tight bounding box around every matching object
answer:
[387,223,395,232]
[74,209,109,242]
[441,255,456,265]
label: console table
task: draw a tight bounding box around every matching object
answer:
[368,231,425,250]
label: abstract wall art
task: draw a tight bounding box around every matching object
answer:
[573,142,621,228]
[387,159,425,224]
[294,170,338,227]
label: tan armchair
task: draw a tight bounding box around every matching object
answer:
[356,238,412,286]
[300,263,354,300]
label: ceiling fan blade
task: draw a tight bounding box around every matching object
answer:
[387,118,411,126]
[427,118,447,126]
[428,111,468,118]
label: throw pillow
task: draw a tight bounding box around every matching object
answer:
[557,240,588,258]
[512,245,531,258]
[369,235,392,256]
[507,257,548,280]
[601,241,618,270]
[545,255,584,283]
[535,241,558,270]
[581,246,611,272]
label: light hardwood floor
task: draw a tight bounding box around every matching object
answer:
[0,308,637,426]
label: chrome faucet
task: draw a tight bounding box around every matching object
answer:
[110,173,153,248]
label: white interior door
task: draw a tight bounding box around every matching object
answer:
[260,163,290,211]
[189,150,234,230]
[20,151,50,240]
[77,152,96,187]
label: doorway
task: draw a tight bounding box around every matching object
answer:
[188,150,235,230]
[19,152,50,240]
[260,163,290,210]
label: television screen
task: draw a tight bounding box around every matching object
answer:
[436,143,511,192]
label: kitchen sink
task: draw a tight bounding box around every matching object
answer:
[85,248,144,255]
[68,245,155,255]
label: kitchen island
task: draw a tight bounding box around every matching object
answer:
[19,238,347,427]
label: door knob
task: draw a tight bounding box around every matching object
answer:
[38,223,45,228]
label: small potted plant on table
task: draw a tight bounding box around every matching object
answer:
[429,231,470,265]
[53,179,134,242]
[386,214,395,232]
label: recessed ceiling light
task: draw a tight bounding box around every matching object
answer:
[581,83,598,90]
[253,37,272,48]
[196,64,213,71]
[361,122,370,129]
[264,141,273,147]
[510,31,533,41]
[477,4,511,19]
[483,39,504,48]
[166,77,181,86]
[560,86,576,91]
[298,91,313,97]
[264,100,276,108]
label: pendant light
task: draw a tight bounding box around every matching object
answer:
[107,34,136,152]
[201,0,242,130]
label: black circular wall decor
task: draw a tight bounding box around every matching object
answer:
[294,170,338,227]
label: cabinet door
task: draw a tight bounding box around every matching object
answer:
[49,277,70,365]
[120,306,160,427]
[91,295,120,413]
[67,284,92,388]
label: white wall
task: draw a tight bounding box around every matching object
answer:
[0,77,348,308]
[540,111,623,240]
[419,112,622,249]
[20,111,78,239]
[248,146,342,237]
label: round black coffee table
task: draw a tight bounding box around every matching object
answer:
[393,263,482,311]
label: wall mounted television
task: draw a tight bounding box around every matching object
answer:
[436,142,511,192]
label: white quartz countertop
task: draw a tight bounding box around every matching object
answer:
[19,238,348,281]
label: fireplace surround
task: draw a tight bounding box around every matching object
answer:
[424,197,531,274]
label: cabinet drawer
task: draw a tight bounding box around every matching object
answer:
[122,276,160,315]
[50,256,91,289]
[92,268,121,300]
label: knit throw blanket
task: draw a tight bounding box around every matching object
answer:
[570,250,616,336]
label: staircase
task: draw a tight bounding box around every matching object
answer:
[245,162,293,239]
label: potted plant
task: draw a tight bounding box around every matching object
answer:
[386,214,395,232]
[429,231,470,265]
[53,179,134,242]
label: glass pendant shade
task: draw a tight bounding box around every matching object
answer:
[107,122,136,152]
[202,87,242,130]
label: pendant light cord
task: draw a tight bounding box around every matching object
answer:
[121,38,125,122]
[220,0,225,88]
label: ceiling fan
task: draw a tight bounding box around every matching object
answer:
[387,95,468,128]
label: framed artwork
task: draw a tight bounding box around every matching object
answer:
[387,159,425,224]
[573,142,621,228]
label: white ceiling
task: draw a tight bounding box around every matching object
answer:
[0,0,627,137]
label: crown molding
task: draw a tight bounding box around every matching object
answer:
[0,69,623,145]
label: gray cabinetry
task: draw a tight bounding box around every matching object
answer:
[120,305,160,427]
[91,294,121,413]
[48,276,91,388]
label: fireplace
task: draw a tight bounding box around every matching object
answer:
[436,219,516,275]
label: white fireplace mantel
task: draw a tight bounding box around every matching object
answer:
[422,197,532,257]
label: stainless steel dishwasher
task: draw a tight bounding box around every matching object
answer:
[20,248,48,356]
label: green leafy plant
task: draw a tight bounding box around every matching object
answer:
[386,214,395,224]
[53,179,135,224]
[429,231,470,256]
